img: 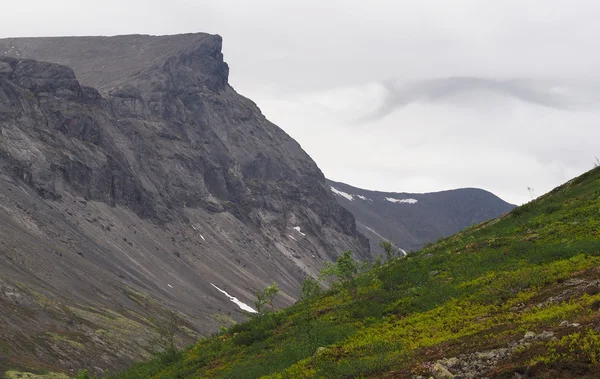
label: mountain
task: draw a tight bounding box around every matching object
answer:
[326,179,515,253]
[113,167,600,379]
[0,34,368,375]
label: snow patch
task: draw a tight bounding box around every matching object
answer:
[200,235,206,241]
[293,226,306,236]
[210,283,257,313]
[330,187,372,201]
[330,187,354,201]
[288,235,297,241]
[385,197,418,204]
[365,226,387,241]
[167,284,173,288]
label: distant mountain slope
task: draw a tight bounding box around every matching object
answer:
[326,179,515,253]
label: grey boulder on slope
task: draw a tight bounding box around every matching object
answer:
[0,34,367,374]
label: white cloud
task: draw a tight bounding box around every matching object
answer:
[254,82,599,204]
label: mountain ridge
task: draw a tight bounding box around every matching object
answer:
[326,178,515,253]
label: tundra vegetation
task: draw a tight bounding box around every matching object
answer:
[99,167,600,378]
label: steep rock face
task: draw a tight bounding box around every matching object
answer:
[0,34,368,374]
[327,179,515,253]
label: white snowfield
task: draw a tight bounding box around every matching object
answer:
[330,187,372,201]
[210,283,257,313]
[385,197,418,204]
[293,226,306,236]
[330,186,354,201]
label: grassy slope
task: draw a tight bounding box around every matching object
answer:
[112,167,600,378]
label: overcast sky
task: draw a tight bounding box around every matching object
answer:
[2,1,599,204]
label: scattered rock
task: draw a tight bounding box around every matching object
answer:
[565,278,586,286]
[524,331,536,339]
[509,303,526,312]
[432,362,455,378]
[427,330,559,379]
[559,320,581,328]
[536,331,556,341]
[584,281,600,295]
[0,60,13,78]
[444,357,459,368]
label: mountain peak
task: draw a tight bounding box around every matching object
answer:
[326,179,515,252]
[0,33,226,90]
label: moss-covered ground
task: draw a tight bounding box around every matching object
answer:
[99,167,600,377]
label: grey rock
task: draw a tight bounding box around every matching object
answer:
[0,60,13,78]
[564,278,586,286]
[431,338,535,379]
[444,357,460,368]
[509,303,526,312]
[433,362,455,378]
[536,331,555,340]
[585,281,600,295]
[0,34,369,372]
[12,58,82,100]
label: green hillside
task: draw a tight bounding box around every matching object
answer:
[112,167,600,378]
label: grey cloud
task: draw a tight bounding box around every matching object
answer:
[358,77,579,123]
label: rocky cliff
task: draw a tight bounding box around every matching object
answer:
[0,34,368,374]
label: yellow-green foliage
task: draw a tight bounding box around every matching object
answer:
[533,330,600,365]
[111,167,600,378]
